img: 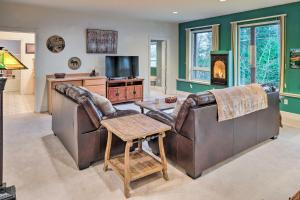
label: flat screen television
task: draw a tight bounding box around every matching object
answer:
[105,56,139,79]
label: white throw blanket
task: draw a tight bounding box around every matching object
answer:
[209,84,268,122]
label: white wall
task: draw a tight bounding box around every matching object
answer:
[0,2,178,112]
[0,31,35,95]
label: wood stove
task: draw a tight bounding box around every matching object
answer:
[210,51,233,86]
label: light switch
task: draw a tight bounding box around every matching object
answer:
[284,99,288,105]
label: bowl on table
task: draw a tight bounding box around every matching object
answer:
[165,96,177,104]
[54,73,66,79]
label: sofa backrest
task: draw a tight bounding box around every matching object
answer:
[175,84,278,132]
[179,92,280,144]
[54,83,103,130]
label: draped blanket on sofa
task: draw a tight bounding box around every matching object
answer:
[209,84,268,122]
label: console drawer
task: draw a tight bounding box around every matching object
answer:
[85,85,106,96]
[84,79,106,86]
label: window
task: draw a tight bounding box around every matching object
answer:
[238,22,281,87]
[190,30,212,83]
[150,42,157,68]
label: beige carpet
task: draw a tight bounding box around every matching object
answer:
[3,112,300,200]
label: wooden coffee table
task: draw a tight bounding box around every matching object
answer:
[134,98,183,113]
[101,114,171,198]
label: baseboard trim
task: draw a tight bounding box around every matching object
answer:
[281,111,300,128]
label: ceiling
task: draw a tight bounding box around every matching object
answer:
[4,0,299,22]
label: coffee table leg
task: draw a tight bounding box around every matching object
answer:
[103,131,112,172]
[124,141,133,198]
[158,132,168,181]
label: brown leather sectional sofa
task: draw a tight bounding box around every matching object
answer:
[51,84,138,169]
[147,87,280,179]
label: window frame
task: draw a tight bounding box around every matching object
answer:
[189,28,213,84]
[237,20,281,86]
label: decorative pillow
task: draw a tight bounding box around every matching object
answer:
[171,100,183,118]
[55,83,72,94]
[91,92,116,116]
[65,86,89,101]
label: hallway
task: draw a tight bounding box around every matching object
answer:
[4,92,35,116]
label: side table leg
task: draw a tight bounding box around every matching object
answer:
[103,131,112,172]
[158,132,168,181]
[124,141,133,198]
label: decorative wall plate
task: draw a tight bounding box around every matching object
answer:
[46,35,65,53]
[68,57,81,70]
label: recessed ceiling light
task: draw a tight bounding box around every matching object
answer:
[219,0,227,2]
[172,11,179,14]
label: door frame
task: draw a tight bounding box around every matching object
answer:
[148,36,169,96]
[0,26,37,111]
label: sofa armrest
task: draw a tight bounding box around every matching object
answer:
[146,110,176,132]
[175,98,196,132]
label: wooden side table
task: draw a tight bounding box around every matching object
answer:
[101,114,171,198]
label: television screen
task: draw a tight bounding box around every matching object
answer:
[105,56,139,78]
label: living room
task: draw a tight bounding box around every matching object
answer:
[0,0,299,199]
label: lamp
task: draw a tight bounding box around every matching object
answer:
[0,47,28,199]
[0,47,28,71]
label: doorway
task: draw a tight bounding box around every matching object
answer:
[149,40,167,97]
[0,31,36,115]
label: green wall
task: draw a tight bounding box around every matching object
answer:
[178,2,300,114]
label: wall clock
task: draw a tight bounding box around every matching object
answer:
[46,35,65,53]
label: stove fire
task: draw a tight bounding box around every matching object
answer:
[211,52,229,85]
[213,61,226,79]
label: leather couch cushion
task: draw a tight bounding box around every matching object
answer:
[105,109,140,119]
[146,110,176,132]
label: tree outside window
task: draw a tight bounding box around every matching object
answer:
[239,23,280,87]
[191,30,212,83]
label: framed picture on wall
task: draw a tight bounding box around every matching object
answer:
[86,29,118,54]
[26,43,35,54]
[290,49,300,69]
